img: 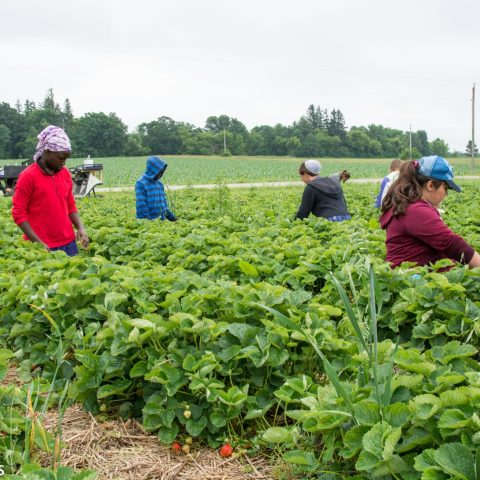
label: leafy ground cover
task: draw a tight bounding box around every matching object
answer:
[1,182,480,478]
[1,155,477,187]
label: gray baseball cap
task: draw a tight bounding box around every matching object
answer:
[304,159,321,175]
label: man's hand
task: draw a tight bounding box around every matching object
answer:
[19,221,48,246]
[76,228,89,249]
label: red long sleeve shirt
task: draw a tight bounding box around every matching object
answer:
[380,200,474,268]
[12,163,77,248]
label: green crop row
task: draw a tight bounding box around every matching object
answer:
[1,183,480,478]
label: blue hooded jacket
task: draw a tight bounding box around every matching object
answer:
[135,156,176,220]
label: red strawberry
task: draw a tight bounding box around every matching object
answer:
[219,443,233,458]
[171,442,182,453]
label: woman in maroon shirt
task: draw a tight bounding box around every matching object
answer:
[380,156,480,268]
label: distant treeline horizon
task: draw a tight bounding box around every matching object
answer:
[0,88,472,160]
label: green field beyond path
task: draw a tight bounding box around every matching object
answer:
[1,155,477,188]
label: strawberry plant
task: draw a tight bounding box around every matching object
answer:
[1,182,480,478]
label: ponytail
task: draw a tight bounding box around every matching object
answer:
[381,160,443,216]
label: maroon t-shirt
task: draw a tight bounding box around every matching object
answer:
[380,200,474,268]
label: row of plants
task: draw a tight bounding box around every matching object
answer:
[1,183,480,478]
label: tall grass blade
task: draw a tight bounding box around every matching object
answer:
[345,264,362,320]
[330,274,369,355]
[368,265,381,407]
[29,304,60,336]
[30,304,64,365]
[53,380,71,469]
[256,303,356,415]
[382,336,400,407]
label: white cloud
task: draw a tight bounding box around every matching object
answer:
[1,0,479,151]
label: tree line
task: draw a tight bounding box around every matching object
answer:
[0,89,454,160]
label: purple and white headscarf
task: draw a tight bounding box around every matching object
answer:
[33,125,72,162]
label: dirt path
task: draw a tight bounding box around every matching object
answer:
[95,175,480,193]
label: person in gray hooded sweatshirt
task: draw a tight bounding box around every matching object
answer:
[295,160,351,221]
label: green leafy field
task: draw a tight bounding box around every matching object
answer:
[1,182,480,478]
[1,155,477,187]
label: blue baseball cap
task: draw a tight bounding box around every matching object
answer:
[417,155,461,192]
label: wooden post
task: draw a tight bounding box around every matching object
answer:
[472,83,476,174]
[409,124,412,160]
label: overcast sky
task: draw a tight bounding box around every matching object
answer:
[1,0,479,151]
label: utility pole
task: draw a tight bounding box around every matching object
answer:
[472,83,476,174]
[223,129,227,155]
[409,124,412,160]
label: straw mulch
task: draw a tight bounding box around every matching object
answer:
[39,405,276,480]
[1,364,24,387]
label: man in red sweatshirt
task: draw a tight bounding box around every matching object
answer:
[12,125,88,256]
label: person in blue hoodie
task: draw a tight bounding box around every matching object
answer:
[135,156,177,221]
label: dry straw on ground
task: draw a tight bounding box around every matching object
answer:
[38,405,276,480]
[1,364,24,387]
[3,365,276,479]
